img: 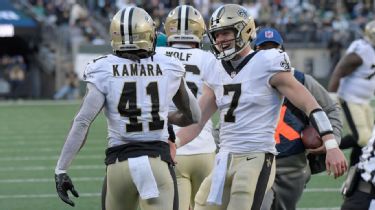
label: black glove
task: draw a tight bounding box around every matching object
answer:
[55,173,79,207]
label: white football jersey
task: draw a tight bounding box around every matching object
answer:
[156,46,217,155]
[203,49,291,154]
[338,39,375,104]
[358,125,375,185]
[83,54,185,147]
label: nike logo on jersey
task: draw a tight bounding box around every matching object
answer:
[246,157,256,161]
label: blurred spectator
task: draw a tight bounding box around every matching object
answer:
[7,56,26,99]
[54,70,79,100]
[327,31,343,73]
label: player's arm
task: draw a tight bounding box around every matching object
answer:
[270,71,347,178]
[55,83,105,206]
[327,52,362,92]
[304,74,343,145]
[175,83,217,147]
[169,78,201,127]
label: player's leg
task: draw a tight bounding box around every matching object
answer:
[175,155,193,210]
[342,102,373,165]
[101,174,107,210]
[260,188,275,210]
[139,157,176,210]
[227,153,275,210]
[190,153,215,209]
[106,160,139,210]
[194,171,230,210]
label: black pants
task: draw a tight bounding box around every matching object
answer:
[341,190,375,210]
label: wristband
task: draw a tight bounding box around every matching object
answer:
[309,108,334,137]
[324,139,338,150]
[175,136,182,148]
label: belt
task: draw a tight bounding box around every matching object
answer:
[357,179,375,194]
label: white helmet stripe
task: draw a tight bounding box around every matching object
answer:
[120,8,126,44]
[180,5,187,34]
[122,7,134,44]
[211,5,224,24]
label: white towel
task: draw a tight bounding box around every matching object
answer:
[207,151,229,205]
[128,156,159,199]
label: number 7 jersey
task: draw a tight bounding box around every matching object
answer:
[203,49,292,154]
[83,54,185,147]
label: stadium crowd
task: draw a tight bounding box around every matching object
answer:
[0,0,370,99]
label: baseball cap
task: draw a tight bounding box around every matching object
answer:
[254,27,283,47]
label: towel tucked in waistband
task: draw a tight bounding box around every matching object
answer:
[207,151,229,205]
[128,155,159,199]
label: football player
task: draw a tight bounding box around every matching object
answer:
[254,27,343,210]
[328,20,375,166]
[175,4,348,210]
[156,5,217,210]
[54,7,200,210]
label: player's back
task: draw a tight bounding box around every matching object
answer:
[338,39,375,103]
[156,46,217,154]
[83,54,185,147]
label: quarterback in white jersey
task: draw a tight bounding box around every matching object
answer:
[329,20,375,166]
[54,7,200,210]
[156,5,216,210]
[176,4,347,210]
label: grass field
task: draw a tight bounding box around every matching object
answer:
[0,100,350,210]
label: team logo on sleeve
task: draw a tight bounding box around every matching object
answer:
[280,55,290,70]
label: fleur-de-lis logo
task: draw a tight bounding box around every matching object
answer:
[280,55,290,70]
[266,158,272,168]
[237,9,248,18]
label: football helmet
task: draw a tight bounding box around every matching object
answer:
[110,7,156,53]
[364,20,375,46]
[208,4,256,60]
[164,5,206,44]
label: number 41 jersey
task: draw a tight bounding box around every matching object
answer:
[83,54,185,147]
[203,49,292,154]
[156,46,217,155]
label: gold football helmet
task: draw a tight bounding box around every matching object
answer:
[164,5,206,44]
[364,20,375,46]
[110,7,156,53]
[208,4,256,60]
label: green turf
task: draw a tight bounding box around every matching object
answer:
[0,100,352,209]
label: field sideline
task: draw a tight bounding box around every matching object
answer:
[0,100,352,210]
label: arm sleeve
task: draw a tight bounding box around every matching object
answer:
[304,74,343,144]
[55,83,105,174]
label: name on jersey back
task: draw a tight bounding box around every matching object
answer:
[165,51,192,62]
[112,63,162,77]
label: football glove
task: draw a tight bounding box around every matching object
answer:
[55,173,79,207]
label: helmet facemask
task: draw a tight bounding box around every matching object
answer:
[208,22,249,61]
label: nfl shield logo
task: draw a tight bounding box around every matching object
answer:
[265,31,274,38]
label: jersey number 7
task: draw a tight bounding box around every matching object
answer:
[224,84,241,123]
[117,82,164,132]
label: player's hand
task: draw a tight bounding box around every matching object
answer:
[55,173,79,206]
[325,148,348,179]
[306,144,326,155]
[168,139,177,165]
